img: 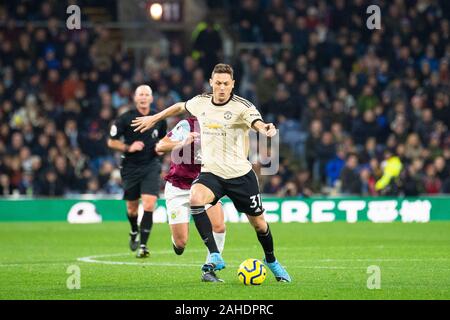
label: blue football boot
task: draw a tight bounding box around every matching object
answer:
[207,252,226,271]
[264,259,291,282]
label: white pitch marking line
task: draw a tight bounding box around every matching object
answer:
[75,252,450,268]
[0,262,71,268]
[77,258,199,267]
[1,246,448,268]
[77,250,205,267]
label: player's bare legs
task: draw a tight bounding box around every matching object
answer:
[126,200,139,217]
[246,213,268,233]
[169,202,225,255]
[141,194,157,211]
[189,183,225,271]
[207,202,226,233]
[137,194,157,257]
[126,200,140,251]
[190,183,216,205]
[246,213,291,282]
[206,202,226,233]
[170,223,189,251]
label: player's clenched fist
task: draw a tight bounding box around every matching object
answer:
[131,115,157,133]
[265,123,277,137]
[252,120,277,137]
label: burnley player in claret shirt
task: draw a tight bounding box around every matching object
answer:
[155,116,226,282]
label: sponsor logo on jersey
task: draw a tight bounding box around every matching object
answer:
[204,123,223,129]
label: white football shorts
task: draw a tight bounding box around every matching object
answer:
[164,181,217,225]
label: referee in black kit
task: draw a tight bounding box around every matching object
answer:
[107,85,167,258]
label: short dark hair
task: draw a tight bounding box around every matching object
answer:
[346,153,358,161]
[211,63,234,79]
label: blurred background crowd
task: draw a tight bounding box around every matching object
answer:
[1,0,450,197]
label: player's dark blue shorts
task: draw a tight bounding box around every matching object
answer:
[193,169,264,216]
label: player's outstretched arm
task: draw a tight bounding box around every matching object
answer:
[252,120,277,137]
[155,132,200,153]
[131,102,186,133]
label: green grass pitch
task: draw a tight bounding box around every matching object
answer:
[0,221,449,300]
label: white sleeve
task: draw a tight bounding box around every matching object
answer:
[184,95,204,117]
[168,120,190,142]
[241,106,263,128]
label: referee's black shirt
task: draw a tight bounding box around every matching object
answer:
[109,109,167,167]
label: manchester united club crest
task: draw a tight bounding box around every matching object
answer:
[224,111,232,120]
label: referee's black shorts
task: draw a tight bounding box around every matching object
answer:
[120,158,161,201]
[193,169,264,216]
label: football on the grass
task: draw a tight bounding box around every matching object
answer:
[237,258,267,285]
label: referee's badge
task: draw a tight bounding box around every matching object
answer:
[110,125,117,137]
[224,111,232,120]
[152,129,159,138]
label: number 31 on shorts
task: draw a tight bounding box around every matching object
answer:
[250,194,262,209]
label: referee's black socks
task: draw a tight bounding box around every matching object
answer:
[140,211,153,246]
[257,224,276,263]
[191,206,220,254]
[127,213,138,233]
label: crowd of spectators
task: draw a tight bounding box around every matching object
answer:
[1,0,450,198]
[230,0,450,196]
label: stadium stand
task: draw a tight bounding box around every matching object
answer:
[0,0,449,197]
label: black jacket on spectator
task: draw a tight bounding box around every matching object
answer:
[36,175,65,196]
[305,134,321,171]
[351,118,381,145]
[399,172,424,196]
[340,167,362,195]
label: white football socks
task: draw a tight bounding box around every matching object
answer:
[205,231,226,263]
